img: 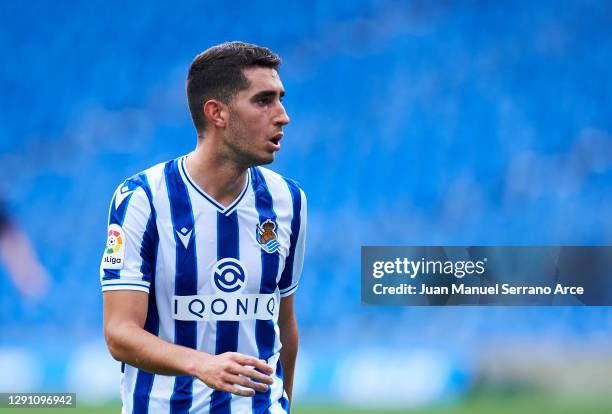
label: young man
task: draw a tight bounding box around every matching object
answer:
[100,41,306,414]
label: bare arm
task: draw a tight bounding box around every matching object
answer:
[103,290,274,396]
[278,294,299,403]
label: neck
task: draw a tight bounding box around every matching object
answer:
[185,140,248,208]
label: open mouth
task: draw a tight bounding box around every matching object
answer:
[269,132,283,148]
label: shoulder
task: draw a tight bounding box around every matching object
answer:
[116,158,178,201]
[126,160,171,195]
[107,159,177,219]
[255,166,306,200]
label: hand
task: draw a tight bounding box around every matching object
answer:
[196,352,274,397]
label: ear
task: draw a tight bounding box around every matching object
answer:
[203,99,228,128]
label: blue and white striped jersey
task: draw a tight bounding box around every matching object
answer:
[100,156,306,414]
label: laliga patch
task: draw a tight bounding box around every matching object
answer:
[102,224,125,269]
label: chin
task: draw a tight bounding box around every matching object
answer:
[248,154,275,167]
[258,152,276,165]
[259,157,275,166]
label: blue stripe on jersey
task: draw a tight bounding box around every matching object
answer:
[129,173,160,414]
[210,211,240,414]
[278,179,302,293]
[109,181,136,225]
[138,213,157,283]
[165,160,197,414]
[134,172,158,283]
[103,181,138,280]
[276,362,289,413]
[251,167,279,414]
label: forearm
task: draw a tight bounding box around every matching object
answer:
[279,318,299,401]
[105,321,206,377]
[104,319,275,397]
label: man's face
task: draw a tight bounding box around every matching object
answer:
[224,67,290,167]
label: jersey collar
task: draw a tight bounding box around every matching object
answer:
[179,156,250,216]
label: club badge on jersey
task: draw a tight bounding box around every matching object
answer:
[256,219,280,254]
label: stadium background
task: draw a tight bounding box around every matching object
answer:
[1,1,612,412]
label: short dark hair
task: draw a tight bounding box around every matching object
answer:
[186,41,281,133]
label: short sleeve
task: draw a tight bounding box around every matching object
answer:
[100,181,156,293]
[279,185,307,297]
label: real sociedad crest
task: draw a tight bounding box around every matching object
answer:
[256,219,280,254]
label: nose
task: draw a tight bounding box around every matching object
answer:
[275,102,290,126]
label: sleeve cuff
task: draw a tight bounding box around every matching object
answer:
[279,283,298,297]
[101,279,150,293]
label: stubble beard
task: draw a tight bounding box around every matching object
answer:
[225,110,274,168]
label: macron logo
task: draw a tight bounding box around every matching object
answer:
[115,185,134,209]
[176,227,192,248]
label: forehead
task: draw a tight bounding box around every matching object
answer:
[241,67,284,94]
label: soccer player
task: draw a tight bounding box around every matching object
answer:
[100,42,306,414]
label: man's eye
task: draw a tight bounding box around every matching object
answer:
[257,97,271,105]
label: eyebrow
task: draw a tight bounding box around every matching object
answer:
[251,89,285,100]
